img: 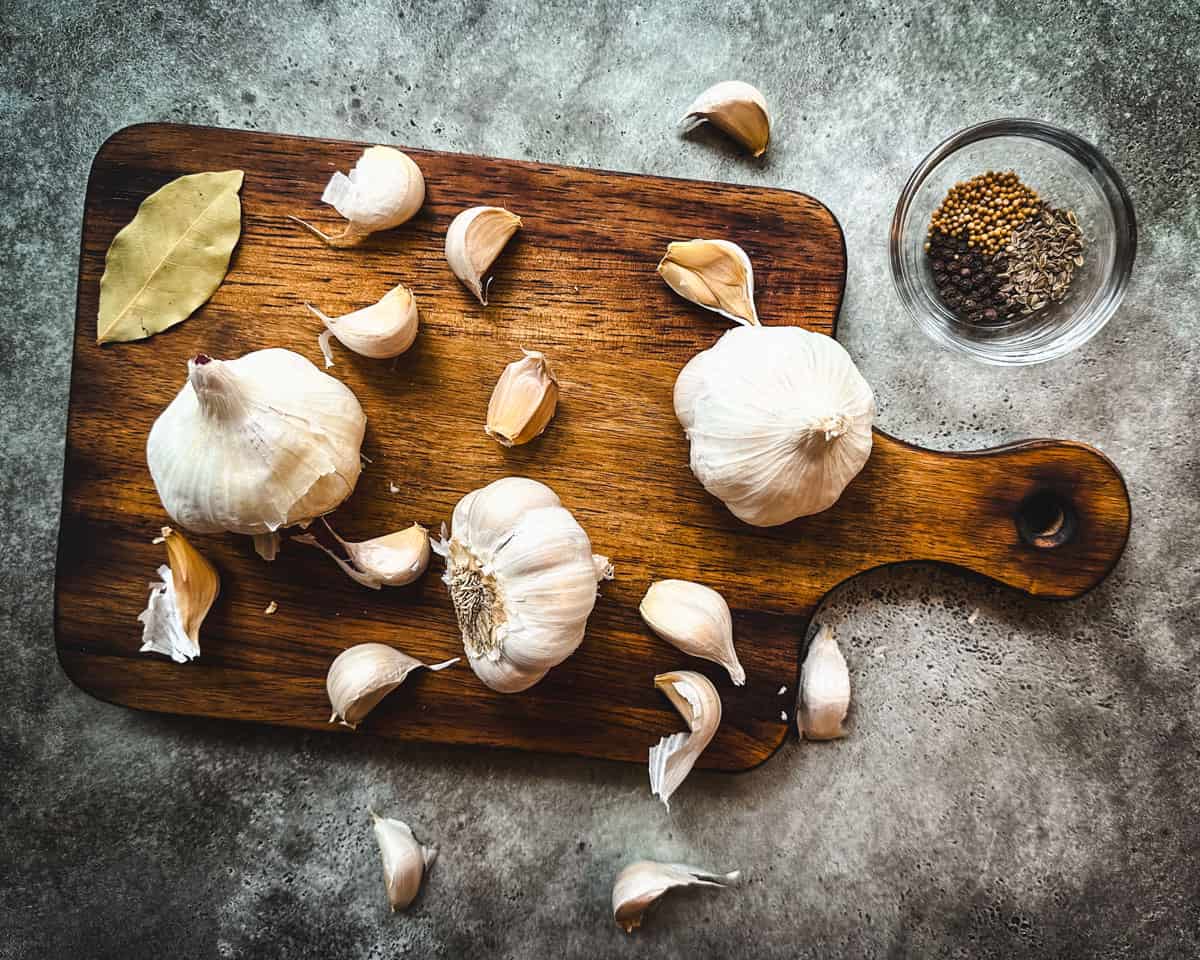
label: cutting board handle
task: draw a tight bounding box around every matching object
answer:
[871,432,1131,599]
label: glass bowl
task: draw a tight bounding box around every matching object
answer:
[890,119,1136,365]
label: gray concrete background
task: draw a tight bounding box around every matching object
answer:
[2,1,1198,957]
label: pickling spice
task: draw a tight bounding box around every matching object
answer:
[925,170,1085,325]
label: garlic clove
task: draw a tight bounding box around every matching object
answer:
[305,284,419,367]
[648,670,722,809]
[370,810,437,912]
[444,206,522,305]
[657,239,759,327]
[295,518,430,589]
[290,146,425,246]
[138,526,219,663]
[326,642,458,728]
[681,81,770,157]
[798,624,850,740]
[639,580,745,685]
[485,350,560,447]
[612,860,740,933]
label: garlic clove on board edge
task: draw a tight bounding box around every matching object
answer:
[327,643,458,728]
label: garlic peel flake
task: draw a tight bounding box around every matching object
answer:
[640,579,745,685]
[370,811,436,912]
[649,670,722,809]
[612,859,740,933]
[327,643,458,728]
[445,206,521,305]
[305,284,419,365]
[137,527,219,663]
[657,239,759,327]
[798,624,850,740]
[682,81,770,157]
[295,519,430,589]
[485,350,559,447]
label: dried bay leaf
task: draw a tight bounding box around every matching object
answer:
[97,169,244,344]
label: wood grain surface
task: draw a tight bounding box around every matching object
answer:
[55,123,1131,772]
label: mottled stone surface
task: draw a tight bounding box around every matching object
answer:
[2,1,1198,957]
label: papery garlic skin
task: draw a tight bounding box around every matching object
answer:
[137,527,219,663]
[371,811,437,912]
[147,350,366,539]
[640,580,745,685]
[295,519,430,589]
[612,860,740,933]
[674,326,875,526]
[485,350,559,447]
[657,240,759,327]
[445,206,522,305]
[291,146,425,245]
[433,477,611,693]
[682,81,770,156]
[798,625,850,740]
[649,670,721,809]
[306,284,419,367]
[327,642,458,728]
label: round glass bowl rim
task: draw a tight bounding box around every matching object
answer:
[889,117,1138,366]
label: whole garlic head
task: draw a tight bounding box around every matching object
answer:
[674,326,875,526]
[433,477,612,693]
[147,350,366,537]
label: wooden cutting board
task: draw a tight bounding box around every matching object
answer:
[55,123,1131,772]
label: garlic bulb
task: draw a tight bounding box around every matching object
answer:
[327,643,459,728]
[798,624,850,740]
[445,206,522,304]
[290,146,425,246]
[649,670,721,809]
[432,477,612,693]
[138,527,219,663]
[147,350,366,549]
[295,519,430,589]
[639,580,745,685]
[370,811,437,912]
[657,239,759,326]
[306,284,419,368]
[485,350,559,447]
[612,860,740,933]
[674,326,875,526]
[682,81,770,156]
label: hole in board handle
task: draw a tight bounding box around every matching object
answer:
[1016,490,1077,549]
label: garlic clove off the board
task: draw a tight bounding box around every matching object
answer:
[681,81,770,157]
[290,146,425,246]
[305,284,419,367]
[657,239,759,327]
[612,860,740,933]
[146,350,366,559]
[433,477,613,693]
[137,526,219,663]
[798,624,850,740]
[674,325,875,526]
[327,643,459,728]
[485,350,559,447]
[444,206,522,305]
[370,810,437,912]
[648,670,722,809]
[294,519,430,589]
[639,580,745,685]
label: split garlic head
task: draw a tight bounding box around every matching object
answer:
[147,350,366,537]
[674,326,875,526]
[433,477,612,693]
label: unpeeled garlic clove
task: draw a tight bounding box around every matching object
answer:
[444,206,522,305]
[681,81,770,157]
[290,145,425,246]
[612,859,740,933]
[295,518,430,589]
[657,239,759,327]
[370,810,437,912]
[485,350,559,447]
[305,284,419,368]
[639,580,745,685]
[798,624,850,740]
[648,670,722,809]
[138,526,220,663]
[327,642,458,728]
